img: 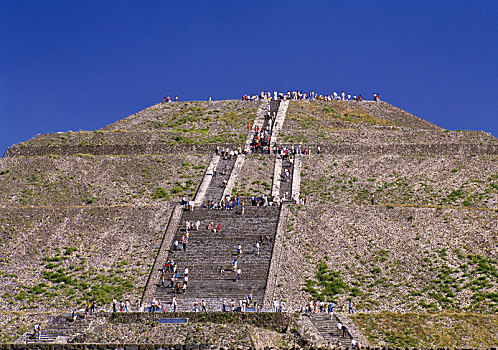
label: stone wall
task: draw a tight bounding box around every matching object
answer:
[1,342,496,349]
[0,154,208,207]
[263,204,289,309]
[9,141,497,158]
[300,153,498,209]
[274,204,498,313]
[109,312,295,333]
[278,142,498,155]
[141,205,183,306]
[3,143,240,158]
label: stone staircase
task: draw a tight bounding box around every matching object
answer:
[269,100,281,114]
[203,155,236,204]
[24,314,94,343]
[309,313,353,346]
[145,98,288,313]
[249,100,280,154]
[151,206,280,311]
[279,157,293,200]
[267,101,280,147]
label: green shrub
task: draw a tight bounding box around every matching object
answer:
[303,260,349,301]
[16,291,27,301]
[154,187,171,200]
[44,256,62,262]
[64,246,78,256]
[29,283,47,295]
[43,269,75,285]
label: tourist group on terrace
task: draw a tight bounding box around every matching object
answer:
[241,90,381,102]
[161,90,382,103]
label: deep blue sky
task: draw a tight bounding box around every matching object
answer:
[1,1,497,154]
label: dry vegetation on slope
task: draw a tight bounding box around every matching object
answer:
[0,206,171,312]
[274,204,498,314]
[10,130,246,151]
[353,312,498,347]
[280,100,496,146]
[301,154,498,209]
[231,154,275,198]
[0,154,208,206]
[102,100,258,137]
[5,100,259,155]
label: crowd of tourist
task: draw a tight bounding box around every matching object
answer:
[161,90,381,105]
[252,144,320,156]
[221,294,260,312]
[250,105,276,153]
[202,192,306,209]
[242,90,381,102]
[215,146,245,159]
[300,300,355,314]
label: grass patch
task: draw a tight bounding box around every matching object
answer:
[302,260,349,302]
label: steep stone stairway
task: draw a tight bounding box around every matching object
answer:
[24,314,94,343]
[279,156,294,200]
[266,100,280,147]
[202,155,236,204]
[310,313,353,346]
[250,100,280,154]
[151,206,280,311]
[144,98,289,313]
[145,98,292,312]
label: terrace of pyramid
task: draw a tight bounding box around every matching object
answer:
[0,97,497,348]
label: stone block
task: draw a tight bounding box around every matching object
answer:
[138,345,155,350]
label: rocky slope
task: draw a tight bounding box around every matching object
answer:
[301,154,498,209]
[0,154,208,206]
[274,204,498,314]
[0,206,171,312]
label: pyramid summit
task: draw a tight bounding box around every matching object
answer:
[0,96,497,347]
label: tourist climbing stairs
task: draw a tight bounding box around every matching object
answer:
[267,100,281,135]
[310,313,353,346]
[151,205,280,311]
[250,99,280,154]
[23,314,95,343]
[202,155,236,204]
[147,97,289,312]
[279,156,294,200]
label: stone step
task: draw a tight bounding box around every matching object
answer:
[310,313,353,342]
[150,203,281,309]
[23,315,96,343]
[202,157,237,203]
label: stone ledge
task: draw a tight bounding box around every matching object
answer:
[277,143,498,155]
[3,144,243,158]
